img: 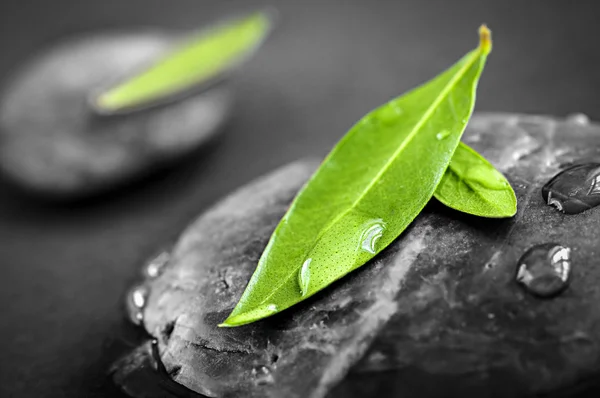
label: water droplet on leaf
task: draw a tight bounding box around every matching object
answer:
[436,130,451,140]
[464,165,508,190]
[126,284,149,325]
[515,243,571,298]
[373,104,402,126]
[359,219,385,254]
[298,258,311,296]
[391,101,403,115]
[266,304,278,313]
[541,163,600,214]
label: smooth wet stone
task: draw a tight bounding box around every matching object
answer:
[346,114,600,398]
[0,33,231,197]
[541,163,600,214]
[112,160,427,398]
[113,114,600,398]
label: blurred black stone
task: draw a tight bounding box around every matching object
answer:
[0,32,231,198]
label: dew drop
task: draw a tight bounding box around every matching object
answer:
[541,163,600,214]
[298,258,311,296]
[359,219,385,254]
[436,130,451,140]
[266,304,278,313]
[373,104,401,126]
[566,113,590,125]
[391,102,403,115]
[126,284,149,325]
[143,250,171,279]
[252,365,274,386]
[515,243,571,298]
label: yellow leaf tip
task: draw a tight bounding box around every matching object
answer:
[89,92,118,115]
[478,24,492,54]
[93,94,109,110]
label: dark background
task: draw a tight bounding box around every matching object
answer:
[0,1,599,397]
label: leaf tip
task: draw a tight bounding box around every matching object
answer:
[90,93,115,114]
[218,313,243,328]
[256,6,279,28]
[478,24,492,55]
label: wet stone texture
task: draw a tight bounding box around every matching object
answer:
[112,159,428,398]
[113,114,600,398]
[0,33,231,198]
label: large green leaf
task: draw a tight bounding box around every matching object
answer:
[93,11,273,113]
[434,142,517,218]
[221,26,493,327]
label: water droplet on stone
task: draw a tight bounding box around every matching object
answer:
[566,113,590,125]
[126,284,149,325]
[541,163,600,214]
[436,130,450,140]
[359,219,385,254]
[515,243,571,298]
[143,250,170,279]
[252,365,274,385]
[464,132,481,143]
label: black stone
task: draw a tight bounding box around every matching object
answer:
[0,32,231,198]
[113,160,426,398]
[113,114,600,398]
[351,114,600,398]
[541,163,600,214]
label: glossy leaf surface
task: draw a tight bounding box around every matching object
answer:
[434,142,517,217]
[94,11,272,113]
[222,26,492,327]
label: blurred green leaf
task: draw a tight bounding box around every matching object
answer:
[94,11,273,113]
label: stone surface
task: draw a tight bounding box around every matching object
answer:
[113,114,600,398]
[0,32,231,197]
[112,159,427,398]
[349,114,600,397]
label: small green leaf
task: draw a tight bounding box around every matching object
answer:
[435,142,517,217]
[93,11,273,113]
[220,26,493,327]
